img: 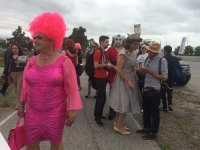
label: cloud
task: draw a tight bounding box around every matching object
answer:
[0,0,199,49]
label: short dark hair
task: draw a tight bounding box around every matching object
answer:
[164,45,172,53]
[99,36,109,44]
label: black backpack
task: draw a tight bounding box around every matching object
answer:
[85,49,103,77]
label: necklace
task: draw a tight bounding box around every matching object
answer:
[126,50,133,57]
[40,52,55,60]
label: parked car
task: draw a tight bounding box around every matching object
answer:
[159,51,191,86]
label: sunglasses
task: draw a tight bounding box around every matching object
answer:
[33,35,43,40]
[142,47,146,49]
[92,46,97,48]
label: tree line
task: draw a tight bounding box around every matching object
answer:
[0,26,97,54]
[1,26,200,56]
[174,45,200,56]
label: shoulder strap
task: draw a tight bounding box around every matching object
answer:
[158,58,162,74]
[144,56,149,66]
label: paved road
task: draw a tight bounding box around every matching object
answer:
[0,69,160,150]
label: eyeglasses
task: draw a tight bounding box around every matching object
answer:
[33,35,43,40]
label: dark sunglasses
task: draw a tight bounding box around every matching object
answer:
[33,35,43,40]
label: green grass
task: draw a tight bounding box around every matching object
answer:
[0,77,15,108]
[160,142,172,150]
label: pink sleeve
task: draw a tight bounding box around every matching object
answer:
[20,57,33,103]
[62,57,82,110]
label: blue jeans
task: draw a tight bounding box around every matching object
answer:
[143,90,161,135]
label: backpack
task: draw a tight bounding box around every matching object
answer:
[168,57,184,82]
[85,49,103,77]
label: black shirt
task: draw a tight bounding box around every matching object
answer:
[4,49,11,67]
[3,56,26,76]
[77,49,82,64]
[163,54,180,76]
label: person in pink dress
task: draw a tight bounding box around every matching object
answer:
[18,12,82,150]
[105,34,126,120]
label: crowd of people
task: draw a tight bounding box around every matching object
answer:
[0,11,179,149]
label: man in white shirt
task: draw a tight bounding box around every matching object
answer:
[137,44,148,66]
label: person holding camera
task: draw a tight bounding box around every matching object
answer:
[136,41,168,140]
[161,45,178,111]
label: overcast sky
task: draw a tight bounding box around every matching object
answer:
[0,0,199,50]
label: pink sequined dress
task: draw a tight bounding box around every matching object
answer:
[20,55,82,145]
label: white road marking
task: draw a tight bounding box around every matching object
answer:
[0,111,17,127]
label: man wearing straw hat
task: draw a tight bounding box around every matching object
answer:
[136,41,168,140]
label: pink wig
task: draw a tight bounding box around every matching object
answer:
[75,43,81,49]
[28,12,67,50]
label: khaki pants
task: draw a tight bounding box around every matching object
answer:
[11,71,23,108]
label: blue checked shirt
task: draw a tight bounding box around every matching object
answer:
[143,54,168,90]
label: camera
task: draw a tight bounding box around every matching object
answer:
[161,83,173,92]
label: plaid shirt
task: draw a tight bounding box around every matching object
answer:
[143,54,168,90]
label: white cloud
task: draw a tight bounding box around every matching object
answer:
[0,0,199,49]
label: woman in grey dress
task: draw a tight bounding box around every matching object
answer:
[108,34,143,135]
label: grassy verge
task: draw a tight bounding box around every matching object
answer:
[0,51,4,67]
[0,77,16,109]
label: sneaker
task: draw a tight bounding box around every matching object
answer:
[94,120,104,127]
[159,107,168,112]
[142,134,157,140]
[168,105,173,111]
[136,129,150,134]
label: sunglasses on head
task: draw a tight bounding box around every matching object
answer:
[33,35,43,40]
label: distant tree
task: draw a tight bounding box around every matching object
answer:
[194,46,200,56]
[174,46,180,55]
[184,45,193,56]
[0,41,7,48]
[7,26,33,51]
[68,26,88,53]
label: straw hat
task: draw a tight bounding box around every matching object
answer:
[146,41,161,53]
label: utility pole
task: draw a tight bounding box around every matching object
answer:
[187,34,189,46]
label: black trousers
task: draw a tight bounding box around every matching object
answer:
[143,91,161,135]
[94,77,107,121]
[161,80,172,109]
[0,75,9,94]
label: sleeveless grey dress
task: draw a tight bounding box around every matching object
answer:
[108,48,142,114]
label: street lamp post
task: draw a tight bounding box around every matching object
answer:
[160,35,167,45]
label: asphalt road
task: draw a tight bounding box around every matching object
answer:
[0,68,160,150]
